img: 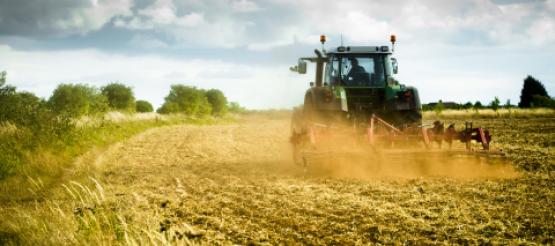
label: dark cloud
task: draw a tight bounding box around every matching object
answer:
[0,0,131,36]
[0,0,89,35]
[1,0,553,52]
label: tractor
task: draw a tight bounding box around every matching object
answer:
[290,35,502,169]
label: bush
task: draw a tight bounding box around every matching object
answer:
[135,100,154,113]
[434,100,444,116]
[158,85,211,115]
[228,102,246,113]
[519,75,549,108]
[48,84,108,117]
[490,97,500,112]
[101,83,135,112]
[205,89,228,116]
[0,72,74,179]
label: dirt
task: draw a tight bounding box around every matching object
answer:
[94,116,554,244]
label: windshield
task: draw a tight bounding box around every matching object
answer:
[325,55,386,87]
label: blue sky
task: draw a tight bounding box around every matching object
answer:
[0,0,554,109]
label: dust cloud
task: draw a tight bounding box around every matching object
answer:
[283,116,520,180]
[303,153,520,180]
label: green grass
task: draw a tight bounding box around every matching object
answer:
[0,113,237,245]
[0,114,234,202]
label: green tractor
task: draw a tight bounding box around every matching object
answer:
[291,35,421,130]
[290,35,498,167]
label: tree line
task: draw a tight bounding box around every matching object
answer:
[423,75,554,111]
[0,71,245,179]
[1,71,244,120]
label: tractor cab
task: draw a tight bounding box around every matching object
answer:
[324,46,393,88]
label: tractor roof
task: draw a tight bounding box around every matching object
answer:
[326,46,392,55]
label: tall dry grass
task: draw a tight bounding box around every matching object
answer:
[2,177,202,245]
[424,108,555,119]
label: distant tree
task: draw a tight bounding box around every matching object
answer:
[531,95,555,109]
[462,101,473,110]
[158,85,212,115]
[434,100,444,116]
[0,71,5,86]
[205,89,228,116]
[519,75,549,108]
[490,97,500,112]
[135,100,154,113]
[157,102,180,114]
[48,84,108,117]
[0,72,71,132]
[504,99,512,108]
[473,101,483,112]
[0,90,41,126]
[0,71,40,125]
[228,102,246,113]
[0,71,15,96]
[101,83,135,112]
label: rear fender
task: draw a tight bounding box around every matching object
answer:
[305,87,341,111]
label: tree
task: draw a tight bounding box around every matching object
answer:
[531,95,555,109]
[135,100,154,113]
[158,85,212,115]
[519,75,549,108]
[434,100,444,116]
[228,102,246,113]
[0,71,15,96]
[205,89,228,116]
[48,84,108,117]
[157,102,179,114]
[504,99,512,108]
[462,101,473,110]
[0,71,5,86]
[101,83,135,112]
[490,97,500,112]
[473,101,483,112]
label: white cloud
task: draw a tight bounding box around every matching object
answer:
[176,12,205,27]
[49,0,133,35]
[547,0,555,11]
[527,17,555,45]
[138,0,177,25]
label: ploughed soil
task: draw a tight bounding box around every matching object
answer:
[96,116,554,244]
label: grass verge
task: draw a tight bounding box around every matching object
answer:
[0,114,234,202]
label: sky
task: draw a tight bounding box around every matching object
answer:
[0,0,554,109]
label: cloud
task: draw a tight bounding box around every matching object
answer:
[0,0,133,36]
[2,0,554,48]
[527,17,555,45]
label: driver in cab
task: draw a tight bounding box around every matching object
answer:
[346,57,367,86]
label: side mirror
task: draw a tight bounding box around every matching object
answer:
[297,60,307,74]
[289,60,307,74]
[391,57,398,74]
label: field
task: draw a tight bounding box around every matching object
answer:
[1,113,554,244]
